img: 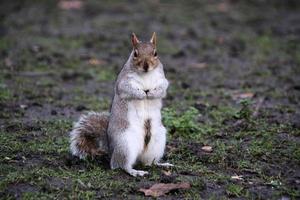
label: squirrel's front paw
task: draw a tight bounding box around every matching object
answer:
[147,88,165,99]
[136,89,147,99]
[146,89,155,99]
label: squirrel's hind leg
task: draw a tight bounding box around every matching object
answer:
[110,138,148,177]
[111,152,149,177]
[125,168,148,177]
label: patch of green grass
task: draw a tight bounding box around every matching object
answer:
[0,131,23,154]
[248,139,274,157]
[0,83,12,102]
[209,105,239,123]
[163,107,201,138]
[292,146,300,162]
[88,67,116,81]
[33,36,85,52]
[0,36,12,51]
[157,38,181,55]
[255,35,274,55]
[234,99,252,120]
[0,120,72,156]
[0,74,13,102]
[226,184,245,197]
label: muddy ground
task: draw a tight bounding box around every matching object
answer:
[0,0,299,199]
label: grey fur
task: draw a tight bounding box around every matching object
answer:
[107,51,168,173]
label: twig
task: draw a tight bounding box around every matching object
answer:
[252,97,265,118]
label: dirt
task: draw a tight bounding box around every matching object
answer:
[0,0,299,199]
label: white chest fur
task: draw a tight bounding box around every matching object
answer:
[121,66,167,167]
[139,68,164,90]
[127,68,163,128]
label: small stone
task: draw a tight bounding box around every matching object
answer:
[20,104,28,109]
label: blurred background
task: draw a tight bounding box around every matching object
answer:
[0,0,299,199]
[1,0,299,120]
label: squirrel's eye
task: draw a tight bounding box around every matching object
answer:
[154,50,157,57]
[134,50,138,57]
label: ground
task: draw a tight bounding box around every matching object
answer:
[0,0,299,199]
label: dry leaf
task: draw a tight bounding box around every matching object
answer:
[201,145,213,153]
[4,157,11,160]
[191,62,207,69]
[139,182,190,197]
[232,92,254,100]
[162,170,172,176]
[217,36,225,44]
[20,104,28,109]
[217,2,229,12]
[88,58,106,66]
[58,0,83,10]
[231,175,243,180]
[166,145,177,153]
[5,57,13,67]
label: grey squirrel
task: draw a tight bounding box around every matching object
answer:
[70,32,173,176]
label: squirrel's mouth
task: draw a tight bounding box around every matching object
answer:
[134,61,157,73]
[143,62,149,72]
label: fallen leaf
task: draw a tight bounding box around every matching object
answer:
[162,170,172,176]
[139,182,190,197]
[232,92,254,100]
[88,58,106,66]
[20,104,28,109]
[201,145,213,153]
[217,2,229,12]
[5,57,13,67]
[217,36,225,44]
[191,62,207,69]
[239,93,254,99]
[166,145,177,153]
[231,175,243,180]
[4,157,11,160]
[58,0,83,10]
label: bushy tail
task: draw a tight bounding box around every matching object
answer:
[70,112,109,159]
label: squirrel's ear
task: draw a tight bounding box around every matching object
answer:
[150,32,157,47]
[131,33,140,48]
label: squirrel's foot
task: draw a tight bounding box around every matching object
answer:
[154,162,174,168]
[126,169,149,177]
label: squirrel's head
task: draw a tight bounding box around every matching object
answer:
[131,32,159,73]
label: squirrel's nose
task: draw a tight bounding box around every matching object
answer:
[143,62,149,71]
